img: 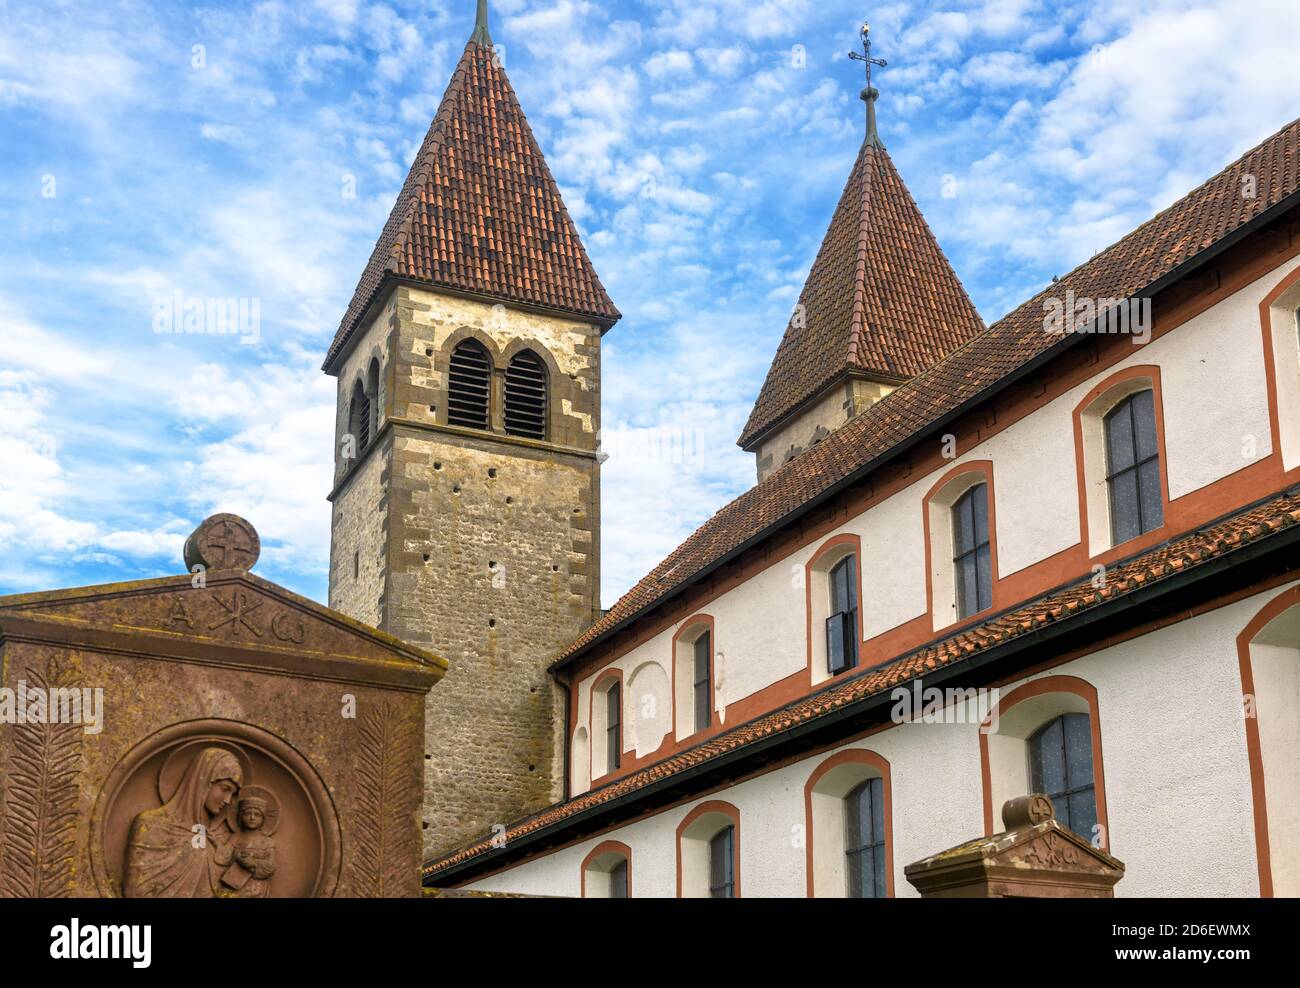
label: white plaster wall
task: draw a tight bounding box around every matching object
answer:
[567,253,1292,805]
[468,585,1289,897]
[850,483,928,637]
[708,555,806,714]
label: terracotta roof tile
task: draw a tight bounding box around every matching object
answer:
[323,40,619,372]
[739,140,987,449]
[425,488,1300,878]
[563,116,1300,666]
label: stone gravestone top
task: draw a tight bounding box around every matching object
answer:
[184,514,261,572]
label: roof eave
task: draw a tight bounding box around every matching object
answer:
[437,512,1300,884]
[553,187,1300,673]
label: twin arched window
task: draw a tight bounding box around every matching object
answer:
[446,340,549,439]
[346,357,382,460]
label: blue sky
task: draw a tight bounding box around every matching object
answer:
[1,0,1297,608]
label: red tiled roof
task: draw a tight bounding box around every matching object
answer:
[561,116,1300,666]
[323,39,620,373]
[738,139,986,449]
[426,487,1300,877]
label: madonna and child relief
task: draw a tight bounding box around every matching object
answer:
[122,745,282,898]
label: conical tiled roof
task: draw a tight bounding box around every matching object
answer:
[323,35,620,372]
[738,139,985,448]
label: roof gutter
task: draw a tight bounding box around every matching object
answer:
[434,515,1300,885]
[552,189,1300,673]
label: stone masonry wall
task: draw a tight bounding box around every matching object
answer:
[328,283,602,861]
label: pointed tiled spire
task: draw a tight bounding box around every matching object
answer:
[324,5,619,372]
[738,130,984,449]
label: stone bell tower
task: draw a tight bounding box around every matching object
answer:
[322,0,619,860]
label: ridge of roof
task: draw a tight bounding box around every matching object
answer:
[738,138,987,449]
[323,39,620,374]
[428,486,1300,878]
[562,116,1300,668]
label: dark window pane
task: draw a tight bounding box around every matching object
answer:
[956,555,977,618]
[610,859,628,898]
[607,684,621,773]
[709,827,735,898]
[870,778,884,844]
[1030,714,1098,840]
[1063,712,1094,788]
[1132,389,1158,460]
[1109,469,1141,544]
[1030,717,1066,794]
[1105,400,1136,473]
[1068,790,1098,843]
[844,555,858,607]
[975,543,993,612]
[952,494,974,554]
[846,852,864,899]
[1137,458,1163,532]
[970,484,989,543]
[845,778,886,898]
[827,614,847,674]
[693,634,711,731]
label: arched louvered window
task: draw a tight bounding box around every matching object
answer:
[447,340,491,430]
[348,379,371,452]
[504,350,548,440]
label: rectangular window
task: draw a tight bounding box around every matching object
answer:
[1105,390,1163,545]
[826,556,859,675]
[708,826,735,899]
[845,777,886,899]
[606,683,621,775]
[952,484,992,619]
[693,632,712,732]
[352,550,360,580]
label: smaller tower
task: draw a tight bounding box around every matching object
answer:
[739,23,984,482]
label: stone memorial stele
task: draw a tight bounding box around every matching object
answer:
[0,514,446,897]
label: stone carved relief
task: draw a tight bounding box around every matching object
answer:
[0,655,82,898]
[352,700,419,897]
[92,722,340,898]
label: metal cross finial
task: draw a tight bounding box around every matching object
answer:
[847,21,887,91]
[847,21,887,147]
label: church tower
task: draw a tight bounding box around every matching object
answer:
[323,0,620,859]
[739,25,984,481]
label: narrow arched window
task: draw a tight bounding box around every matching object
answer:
[693,631,712,732]
[708,826,736,898]
[953,483,992,619]
[606,682,622,774]
[1028,713,1097,840]
[827,555,859,675]
[844,777,886,898]
[504,350,548,440]
[348,379,371,451]
[1104,389,1162,545]
[447,340,491,430]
